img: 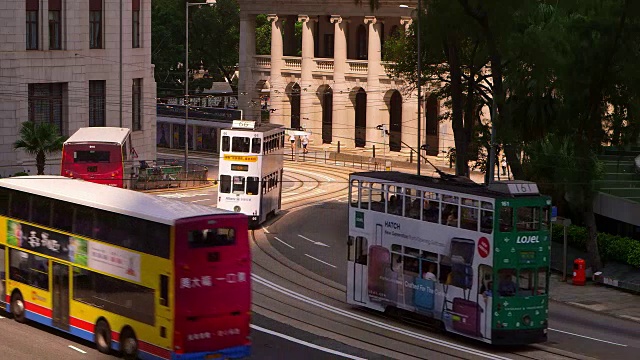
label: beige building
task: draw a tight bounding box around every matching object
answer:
[237,0,452,156]
[0,0,156,176]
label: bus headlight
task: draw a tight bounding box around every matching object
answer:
[234,206,241,212]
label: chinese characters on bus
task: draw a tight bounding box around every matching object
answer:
[179,272,247,289]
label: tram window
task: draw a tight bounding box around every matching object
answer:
[232,137,250,153]
[442,204,458,227]
[350,180,360,207]
[30,195,52,227]
[537,268,548,295]
[9,190,30,221]
[499,207,513,232]
[517,269,535,296]
[497,268,517,296]
[360,182,370,210]
[461,206,478,231]
[481,202,494,234]
[219,175,231,193]
[246,177,259,195]
[403,256,419,276]
[354,236,368,265]
[387,186,402,216]
[516,207,540,231]
[221,136,230,152]
[232,176,245,193]
[0,187,9,216]
[423,193,439,223]
[391,252,403,272]
[370,183,385,212]
[542,206,551,230]
[406,196,421,219]
[251,138,262,153]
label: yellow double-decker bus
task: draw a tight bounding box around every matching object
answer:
[0,176,251,360]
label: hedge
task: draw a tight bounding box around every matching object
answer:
[551,224,640,268]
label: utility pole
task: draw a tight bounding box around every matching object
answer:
[119,0,123,128]
[416,0,422,175]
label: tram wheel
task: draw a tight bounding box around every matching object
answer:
[10,291,26,323]
[120,327,139,360]
[94,319,112,354]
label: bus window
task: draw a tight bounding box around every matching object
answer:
[9,249,49,291]
[537,268,548,295]
[220,175,231,193]
[518,268,534,296]
[51,200,73,232]
[74,150,110,163]
[497,268,517,296]
[499,206,513,232]
[74,205,95,239]
[370,183,385,212]
[10,190,30,221]
[160,274,169,307]
[232,137,251,153]
[360,182,370,210]
[480,202,494,234]
[221,136,230,152]
[542,206,551,230]
[0,187,9,216]
[0,245,4,299]
[232,176,245,193]
[350,180,359,208]
[30,195,52,227]
[516,207,540,231]
[251,138,261,154]
[189,228,236,248]
[246,177,259,195]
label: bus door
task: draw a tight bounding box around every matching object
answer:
[51,262,70,331]
[0,245,5,307]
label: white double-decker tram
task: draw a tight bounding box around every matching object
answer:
[217,121,285,227]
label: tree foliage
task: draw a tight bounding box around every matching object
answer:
[152,0,240,97]
[14,122,66,175]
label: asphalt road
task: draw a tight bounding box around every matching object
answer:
[263,199,640,360]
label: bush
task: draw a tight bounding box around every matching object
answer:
[552,223,640,267]
[12,172,28,176]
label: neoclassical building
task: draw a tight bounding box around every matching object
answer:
[0,0,156,176]
[237,0,452,155]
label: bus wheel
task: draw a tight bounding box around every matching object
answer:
[94,319,112,354]
[120,327,138,360]
[10,291,26,323]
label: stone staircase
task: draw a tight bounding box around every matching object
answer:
[596,147,640,203]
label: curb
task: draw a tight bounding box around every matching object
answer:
[139,181,216,194]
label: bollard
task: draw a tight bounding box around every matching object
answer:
[338,141,341,153]
[373,145,376,158]
[410,150,413,163]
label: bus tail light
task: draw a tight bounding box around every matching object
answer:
[174,331,184,354]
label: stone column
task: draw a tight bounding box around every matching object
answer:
[238,12,258,121]
[268,14,285,126]
[298,15,316,134]
[331,15,349,146]
[364,16,383,148]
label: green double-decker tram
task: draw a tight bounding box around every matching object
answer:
[346,171,551,345]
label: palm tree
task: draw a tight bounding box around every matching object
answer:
[14,122,66,175]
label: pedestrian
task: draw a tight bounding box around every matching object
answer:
[289,134,295,150]
[301,135,309,154]
[501,157,507,176]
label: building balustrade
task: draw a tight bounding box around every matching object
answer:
[347,60,368,74]
[255,55,271,68]
[283,56,302,70]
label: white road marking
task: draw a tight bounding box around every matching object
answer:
[549,328,628,347]
[0,315,4,319]
[68,345,86,354]
[190,199,211,203]
[273,237,295,249]
[304,254,336,268]
[157,193,210,199]
[298,234,329,247]
[284,168,335,182]
[251,324,366,360]
[253,274,512,360]
[262,227,270,234]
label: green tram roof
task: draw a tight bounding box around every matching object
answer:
[0,176,237,225]
[350,171,546,200]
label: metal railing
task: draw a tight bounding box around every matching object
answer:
[133,160,209,190]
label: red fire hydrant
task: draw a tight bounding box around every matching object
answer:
[573,258,586,286]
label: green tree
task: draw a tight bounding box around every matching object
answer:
[152,0,240,97]
[14,122,66,175]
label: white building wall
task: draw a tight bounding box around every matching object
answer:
[0,0,156,177]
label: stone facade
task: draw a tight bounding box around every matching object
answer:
[0,0,156,176]
[237,0,453,155]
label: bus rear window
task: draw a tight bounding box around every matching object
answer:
[74,150,110,163]
[232,137,250,152]
[189,228,236,248]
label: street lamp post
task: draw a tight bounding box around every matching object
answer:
[185,0,216,172]
[400,3,422,176]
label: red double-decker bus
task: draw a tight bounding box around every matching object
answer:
[61,127,134,188]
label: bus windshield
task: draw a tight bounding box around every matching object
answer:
[74,150,110,163]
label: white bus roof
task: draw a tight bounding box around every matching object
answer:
[65,127,131,145]
[0,176,236,225]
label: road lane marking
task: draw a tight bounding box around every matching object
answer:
[253,274,512,360]
[549,328,627,347]
[262,227,270,234]
[284,168,335,182]
[250,324,366,360]
[298,234,330,247]
[68,345,86,354]
[274,237,294,249]
[304,254,337,268]
[190,199,211,203]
